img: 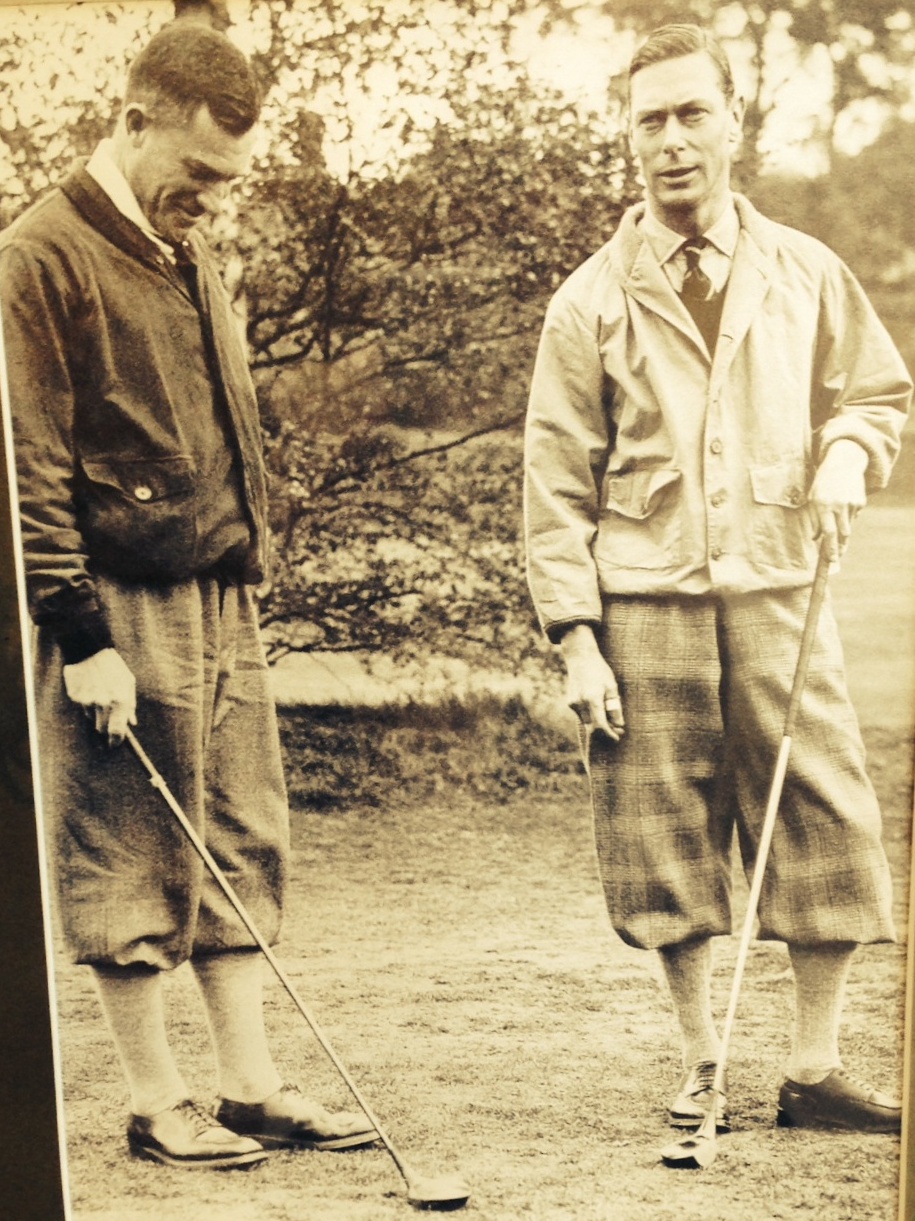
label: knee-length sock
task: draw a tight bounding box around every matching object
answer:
[192,948,283,1104]
[658,937,722,1069]
[786,942,855,1084]
[92,964,188,1118]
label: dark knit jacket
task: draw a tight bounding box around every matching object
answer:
[0,162,270,662]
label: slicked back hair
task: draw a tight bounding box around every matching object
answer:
[629,24,735,104]
[125,21,262,136]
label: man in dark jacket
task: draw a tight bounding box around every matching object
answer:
[1,22,375,1169]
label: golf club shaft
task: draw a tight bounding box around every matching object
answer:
[711,539,832,1098]
[125,727,414,1187]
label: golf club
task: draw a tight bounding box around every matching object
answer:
[659,538,832,1170]
[125,727,471,1210]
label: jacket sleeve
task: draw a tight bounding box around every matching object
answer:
[523,286,613,641]
[812,257,912,490]
[0,241,113,663]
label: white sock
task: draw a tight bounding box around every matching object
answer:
[191,949,283,1103]
[92,965,188,1117]
[786,942,855,1084]
[658,938,722,1068]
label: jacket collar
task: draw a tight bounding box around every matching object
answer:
[612,193,776,373]
[60,161,199,299]
[84,139,176,263]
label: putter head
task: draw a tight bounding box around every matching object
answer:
[406,1172,471,1210]
[659,1105,719,1169]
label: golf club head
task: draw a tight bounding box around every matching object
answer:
[659,1129,717,1169]
[659,1106,719,1169]
[406,1172,472,1210]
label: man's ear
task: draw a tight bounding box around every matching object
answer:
[123,103,150,140]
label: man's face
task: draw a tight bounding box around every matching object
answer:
[628,51,743,234]
[123,103,256,244]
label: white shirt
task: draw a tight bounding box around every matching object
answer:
[85,139,176,263]
[639,199,740,295]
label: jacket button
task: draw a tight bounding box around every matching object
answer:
[709,438,723,455]
[134,485,153,501]
[788,488,801,505]
[710,492,724,507]
[710,545,723,560]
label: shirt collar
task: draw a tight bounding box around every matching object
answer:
[84,139,176,262]
[639,196,740,266]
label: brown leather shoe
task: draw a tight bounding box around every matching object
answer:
[777,1069,901,1133]
[667,1061,731,1132]
[127,1099,268,1169]
[215,1083,379,1150]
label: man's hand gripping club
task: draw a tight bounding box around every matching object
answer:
[63,647,137,746]
[560,624,625,741]
[809,438,869,562]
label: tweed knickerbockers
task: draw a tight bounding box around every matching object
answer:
[34,573,290,969]
[587,587,895,951]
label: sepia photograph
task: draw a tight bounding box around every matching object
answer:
[1,1,914,1219]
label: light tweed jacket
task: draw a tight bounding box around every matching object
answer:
[524,193,912,641]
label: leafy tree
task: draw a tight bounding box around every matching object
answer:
[243,79,635,415]
[258,427,539,666]
[752,114,915,285]
[250,72,637,665]
[0,4,162,227]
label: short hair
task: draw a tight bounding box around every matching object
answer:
[629,24,735,103]
[125,21,262,136]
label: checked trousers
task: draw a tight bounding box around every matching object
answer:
[586,586,895,952]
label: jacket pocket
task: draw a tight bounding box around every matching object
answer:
[77,455,198,580]
[597,467,682,569]
[748,460,813,571]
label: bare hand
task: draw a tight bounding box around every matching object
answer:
[809,439,868,562]
[63,648,137,745]
[560,624,625,741]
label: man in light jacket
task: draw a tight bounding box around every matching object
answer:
[524,23,910,1136]
[1,22,375,1169]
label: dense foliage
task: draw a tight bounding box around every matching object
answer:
[260,428,539,660]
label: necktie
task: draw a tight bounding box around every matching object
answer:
[680,238,714,305]
[678,237,723,354]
